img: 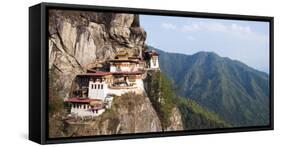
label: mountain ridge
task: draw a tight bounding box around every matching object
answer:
[154,47,269,76]
[148,45,270,127]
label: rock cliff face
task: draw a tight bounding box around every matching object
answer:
[49,93,162,137]
[48,10,182,138]
[48,10,146,98]
[165,107,184,131]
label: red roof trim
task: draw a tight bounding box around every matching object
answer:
[77,71,112,76]
[65,98,102,103]
[109,59,139,63]
[77,71,143,77]
[112,71,143,75]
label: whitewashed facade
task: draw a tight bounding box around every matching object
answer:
[66,50,160,117]
[88,81,109,100]
[70,103,105,117]
[150,56,159,69]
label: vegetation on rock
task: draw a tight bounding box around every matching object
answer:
[144,70,227,130]
[145,71,175,129]
[177,97,231,129]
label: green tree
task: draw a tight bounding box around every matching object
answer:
[146,71,176,129]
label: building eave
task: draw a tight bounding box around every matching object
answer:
[65,98,103,103]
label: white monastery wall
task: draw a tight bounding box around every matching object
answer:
[88,81,108,100]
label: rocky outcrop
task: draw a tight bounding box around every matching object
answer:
[165,107,184,131]
[48,10,146,98]
[49,93,162,137]
[109,93,162,133]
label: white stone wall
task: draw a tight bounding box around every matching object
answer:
[104,96,114,109]
[88,81,108,100]
[70,104,105,117]
[110,63,139,72]
[110,66,117,72]
[69,76,145,117]
[150,56,159,69]
[120,66,131,72]
[108,79,144,96]
[135,79,144,92]
[108,88,127,96]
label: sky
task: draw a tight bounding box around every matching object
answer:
[140,15,270,73]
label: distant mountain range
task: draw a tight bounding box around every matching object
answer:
[148,46,270,127]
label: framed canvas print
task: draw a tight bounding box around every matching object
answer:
[29,2,274,144]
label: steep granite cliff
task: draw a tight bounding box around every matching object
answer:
[48,10,183,138]
[48,10,146,98]
[49,93,162,137]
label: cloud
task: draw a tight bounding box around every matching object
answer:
[159,21,266,43]
[161,22,177,30]
[203,22,227,32]
[187,36,196,41]
[161,21,254,36]
[181,22,253,35]
[140,15,269,72]
[182,24,201,32]
[230,23,252,34]
[180,22,267,43]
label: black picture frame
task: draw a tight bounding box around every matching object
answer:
[29,2,274,144]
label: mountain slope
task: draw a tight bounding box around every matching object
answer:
[144,70,230,130]
[176,97,231,129]
[149,46,270,127]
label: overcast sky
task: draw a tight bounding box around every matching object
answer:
[140,15,270,73]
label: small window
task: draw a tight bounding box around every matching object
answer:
[98,84,100,89]
[94,84,97,89]
[101,84,103,89]
[91,84,94,89]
